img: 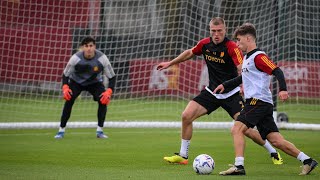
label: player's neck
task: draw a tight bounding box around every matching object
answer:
[246,43,257,53]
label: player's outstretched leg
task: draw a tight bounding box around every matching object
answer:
[244,128,284,165]
[163,153,188,165]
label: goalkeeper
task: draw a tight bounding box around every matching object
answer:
[54,36,116,139]
[157,17,283,165]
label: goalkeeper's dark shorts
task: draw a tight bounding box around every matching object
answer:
[193,89,243,119]
[236,98,279,140]
[68,79,105,101]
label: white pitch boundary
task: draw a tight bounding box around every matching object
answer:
[0,121,320,130]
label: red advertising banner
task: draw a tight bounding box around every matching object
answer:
[278,61,320,98]
[130,60,320,98]
[129,60,207,97]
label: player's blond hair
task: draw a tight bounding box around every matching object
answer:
[209,17,226,27]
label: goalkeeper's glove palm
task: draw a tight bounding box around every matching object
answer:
[100,88,113,105]
[62,84,72,101]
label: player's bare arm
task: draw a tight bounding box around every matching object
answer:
[157,49,194,71]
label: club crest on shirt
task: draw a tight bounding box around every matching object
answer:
[93,66,99,72]
[220,52,224,57]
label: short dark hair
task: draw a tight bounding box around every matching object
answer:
[233,23,256,39]
[80,36,96,46]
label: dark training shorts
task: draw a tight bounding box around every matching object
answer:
[68,79,106,101]
[193,89,244,119]
[236,98,279,140]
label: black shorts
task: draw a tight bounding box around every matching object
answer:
[193,89,244,118]
[236,98,279,140]
[68,80,106,101]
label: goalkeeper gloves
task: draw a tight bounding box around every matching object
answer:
[100,88,113,105]
[62,84,72,101]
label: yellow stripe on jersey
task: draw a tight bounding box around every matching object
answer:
[234,48,243,64]
[261,56,276,70]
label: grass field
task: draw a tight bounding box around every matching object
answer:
[1,97,320,123]
[0,128,319,180]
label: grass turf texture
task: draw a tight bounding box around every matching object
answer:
[0,128,319,180]
[1,97,320,123]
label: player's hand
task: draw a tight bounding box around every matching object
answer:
[62,84,72,101]
[279,91,289,101]
[213,84,225,94]
[100,88,113,105]
[156,62,171,71]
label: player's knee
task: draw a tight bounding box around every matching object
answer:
[268,138,284,148]
[230,125,241,136]
[181,111,193,124]
[269,140,280,148]
[231,122,247,136]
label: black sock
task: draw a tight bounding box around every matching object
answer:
[303,158,312,165]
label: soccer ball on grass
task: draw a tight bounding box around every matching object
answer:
[192,154,215,175]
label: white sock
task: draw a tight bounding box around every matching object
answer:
[235,157,244,166]
[97,126,103,132]
[263,140,277,154]
[297,152,310,163]
[179,139,190,158]
[59,127,65,132]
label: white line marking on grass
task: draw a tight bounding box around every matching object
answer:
[0,129,228,136]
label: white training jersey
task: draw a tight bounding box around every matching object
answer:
[241,50,273,104]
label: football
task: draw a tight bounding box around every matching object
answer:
[192,154,215,175]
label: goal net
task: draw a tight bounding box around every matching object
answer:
[1,0,319,129]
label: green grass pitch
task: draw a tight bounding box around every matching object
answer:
[1,97,320,123]
[0,128,319,180]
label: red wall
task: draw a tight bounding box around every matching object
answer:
[0,0,89,27]
[0,0,89,83]
[0,26,72,82]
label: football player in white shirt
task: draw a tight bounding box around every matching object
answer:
[214,23,317,176]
